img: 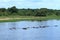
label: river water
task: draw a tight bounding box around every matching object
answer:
[0,20,60,40]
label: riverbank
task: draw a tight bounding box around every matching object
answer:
[0,16,41,22]
[0,15,60,22]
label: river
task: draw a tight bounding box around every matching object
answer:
[0,20,60,40]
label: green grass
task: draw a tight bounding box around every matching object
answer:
[40,15,60,20]
[0,15,60,22]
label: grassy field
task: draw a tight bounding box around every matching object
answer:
[0,15,60,22]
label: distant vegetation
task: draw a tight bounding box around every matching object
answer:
[0,6,60,16]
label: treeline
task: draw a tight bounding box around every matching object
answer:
[0,6,60,16]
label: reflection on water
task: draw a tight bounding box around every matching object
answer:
[0,20,60,40]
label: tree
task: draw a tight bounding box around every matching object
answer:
[0,8,6,12]
[7,6,18,15]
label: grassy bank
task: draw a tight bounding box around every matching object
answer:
[0,15,60,22]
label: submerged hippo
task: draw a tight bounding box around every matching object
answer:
[9,27,16,30]
[40,26,48,28]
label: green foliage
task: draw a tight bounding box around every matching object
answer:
[8,6,18,13]
[0,6,60,16]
